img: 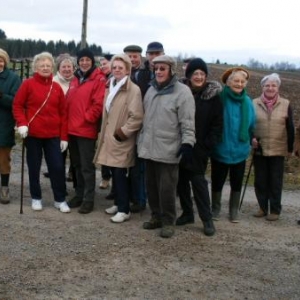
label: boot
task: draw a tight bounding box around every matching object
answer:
[202,219,216,236]
[211,192,222,221]
[229,191,241,223]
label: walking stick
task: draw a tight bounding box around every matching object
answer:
[20,139,25,214]
[239,154,254,211]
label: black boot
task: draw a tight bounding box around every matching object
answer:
[175,213,194,226]
[229,191,241,223]
[202,219,216,236]
[67,196,83,208]
[211,192,222,221]
[78,201,94,214]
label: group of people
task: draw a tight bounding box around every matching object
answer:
[0,41,299,239]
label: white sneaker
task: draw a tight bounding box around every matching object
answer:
[32,199,42,211]
[54,201,71,213]
[110,212,131,223]
[105,205,118,215]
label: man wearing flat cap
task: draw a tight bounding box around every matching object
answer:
[138,54,196,238]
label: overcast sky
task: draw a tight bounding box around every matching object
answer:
[1,0,299,65]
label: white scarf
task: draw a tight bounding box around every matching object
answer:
[105,76,128,112]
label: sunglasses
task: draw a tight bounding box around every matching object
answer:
[154,66,168,72]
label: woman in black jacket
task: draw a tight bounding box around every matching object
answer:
[176,58,223,236]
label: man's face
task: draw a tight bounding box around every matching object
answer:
[154,63,170,84]
[125,52,142,69]
[146,51,164,68]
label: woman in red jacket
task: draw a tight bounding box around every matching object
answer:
[13,52,70,213]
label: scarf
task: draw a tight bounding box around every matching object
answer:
[221,85,249,142]
[261,92,278,113]
[105,76,128,112]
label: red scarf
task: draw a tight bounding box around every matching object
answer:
[261,93,278,112]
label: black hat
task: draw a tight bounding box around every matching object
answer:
[77,48,95,66]
[185,58,208,79]
[104,54,114,61]
[123,45,143,53]
[146,41,164,53]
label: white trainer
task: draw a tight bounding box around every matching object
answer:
[32,199,42,211]
[110,212,131,223]
[105,205,118,215]
[54,201,71,213]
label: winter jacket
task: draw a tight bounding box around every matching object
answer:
[131,61,153,98]
[253,96,294,156]
[186,81,223,172]
[211,90,255,164]
[53,72,73,95]
[13,73,68,140]
[138,76,196,164]
[66,67,106,139]
[0,68,21,147]
[94,77,143,168]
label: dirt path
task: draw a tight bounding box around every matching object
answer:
[1,144,300,300]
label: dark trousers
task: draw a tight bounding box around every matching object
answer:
[145,160,178,225]
[101,165,112,180]
[26,137,66,202]
[111,167,129,214]
[254,155,284,215]
[211,158,246,192]
[128,155,147,206]
[68,135,96,202]
[177,157,212,221]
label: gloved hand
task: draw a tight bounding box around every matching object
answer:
[60,141,68,152]
[17,126,28,139]
[176,143,193,164]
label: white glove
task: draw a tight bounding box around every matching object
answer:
[17,126,28,139]
[60,141,68,152]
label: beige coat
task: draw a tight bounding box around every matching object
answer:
[94,78,143,168]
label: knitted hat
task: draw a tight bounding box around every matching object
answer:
[123,45,143,53]
[146,41,164,53]
[261,73,281,87]
[185,58,208,79]
[0,48,9,66]
[77,48,95,66]
[221,67,249,84]
[152,55,177,75]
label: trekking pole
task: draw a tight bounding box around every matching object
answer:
[239,154,254,211]
[20,139,25,214]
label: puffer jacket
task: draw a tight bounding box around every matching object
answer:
[0,67,21,146]
[138,76,195,164]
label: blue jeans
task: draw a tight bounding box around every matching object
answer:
[26,137,66,202]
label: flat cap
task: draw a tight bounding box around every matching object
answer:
[146,41,164,53]
[221,67,250,84]
[152,55,177,75]
[123,45,143,53]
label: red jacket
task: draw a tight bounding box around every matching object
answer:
[66,68,106,139]
[13,73,68,140]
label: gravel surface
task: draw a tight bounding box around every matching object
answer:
[1,143,300,300]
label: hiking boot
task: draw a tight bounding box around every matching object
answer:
[175,213,194,226]
[266,213,279,221]
[160,226,175,238]
[32,199,43,211]
[99,179,110,189]
[78,201,94,214]
[143,217,162,230]
[54,201,71,213]
[67,196,83,208]
[253,209,267,218]
[203,219,216,236]
[130,203,146,213]
[110,212,131,223]
[0,186,10,204]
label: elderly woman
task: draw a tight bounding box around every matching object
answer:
[94,53,144,223]
[13,52,70,212]
[211,67,256,223]
[252,73,294,221]
[0,48,21,204]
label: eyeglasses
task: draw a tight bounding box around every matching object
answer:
[154,66,168,72]
[112,66,125,70]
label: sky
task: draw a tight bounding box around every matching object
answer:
[1,0,299,66]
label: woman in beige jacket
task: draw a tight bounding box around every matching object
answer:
[94,54,144,223]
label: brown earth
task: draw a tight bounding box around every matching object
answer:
[1,65,300,299]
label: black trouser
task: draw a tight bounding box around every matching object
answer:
[145,160,178,225]
[68,135,96,202]
[254,155,284,215]
[177,156,212,221]
[211,158,246,192]
[101,165,112,181]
